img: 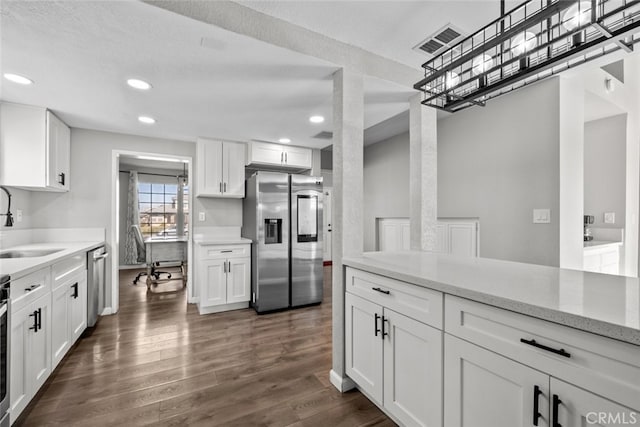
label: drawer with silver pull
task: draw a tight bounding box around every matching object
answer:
[197,244,250,260]
[10,268,50,311]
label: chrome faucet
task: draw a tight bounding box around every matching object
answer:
[0,186,14,227]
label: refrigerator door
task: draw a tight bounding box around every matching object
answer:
[255,172,290,312]
[290,174,323,307]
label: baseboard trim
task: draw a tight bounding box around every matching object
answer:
[323,261,332,266]
[101,307,113,316]
[329,369,356,392]
[198,301,249,315]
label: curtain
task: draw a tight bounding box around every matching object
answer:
[123,171,140,264]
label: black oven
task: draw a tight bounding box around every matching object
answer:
[0,274,9,427]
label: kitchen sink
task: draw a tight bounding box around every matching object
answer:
[0,249,63,259]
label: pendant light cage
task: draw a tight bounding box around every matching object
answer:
[414,0,640,112]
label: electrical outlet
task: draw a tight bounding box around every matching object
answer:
[604,212,615,224]
[199,211,206,221]
[16,209,22,222]
[533,209,551,224]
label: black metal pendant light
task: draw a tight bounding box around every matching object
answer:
[414,0,640,113]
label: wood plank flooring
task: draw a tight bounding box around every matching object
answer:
[16,266,394,426]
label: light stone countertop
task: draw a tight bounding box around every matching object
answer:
[194,237,253,245]
[583,240,623,249]
[0,241,105,280]
[343,251,640,346]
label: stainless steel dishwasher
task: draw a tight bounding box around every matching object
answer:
[87,246,108,327]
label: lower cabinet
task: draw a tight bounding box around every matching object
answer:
[51,271,87,368]
[196,243,251,314]
[345,292,443,427]
[11,292,52,423]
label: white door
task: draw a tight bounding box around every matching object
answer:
[323,189,332,262]
[51,284,71,368]
[196,139,223,196]
[223,142,246,197]
[383,308,443,427]
[248,141,284,165]
[444,334,550,427]
[345,293,383,404]
[226,257,250,304]
[449,223,477,257]
[283,146,312,169]
[199,259,226,306]
[70,276,87,343]
[30,293,52,393]
[10,304,30,422]
[551,378,638,427]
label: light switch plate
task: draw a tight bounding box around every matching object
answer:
[16,209,22,223]
[199,211,206,221]
[604,212,615,224]
[533,209,551,224]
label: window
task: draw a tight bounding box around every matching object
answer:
[138,178,189,239]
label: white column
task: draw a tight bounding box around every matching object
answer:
[409,94,438,251]
[330,68,363,392]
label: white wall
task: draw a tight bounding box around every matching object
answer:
[584,114,627,228]
[363,132,410,252]
[0,187,32,231]
[438,78,561,267]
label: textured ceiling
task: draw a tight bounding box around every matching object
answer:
[0,1,415,149]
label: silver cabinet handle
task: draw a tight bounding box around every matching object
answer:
[280,152,283,163]
[223,261,227,273]
[224,182,226,192]
[285,152,287,163]
[219,182,222,193]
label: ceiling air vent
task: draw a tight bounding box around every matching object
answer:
[414,23,466,58]
[313,131,333,140]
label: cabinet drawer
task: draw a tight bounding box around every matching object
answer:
[11,268,50,311]
[52,253,86,288]
[346,267,443,329]
[198,244,249,259]
[445,295,640,411]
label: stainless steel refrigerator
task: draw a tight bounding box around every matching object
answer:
[242,171,323,313]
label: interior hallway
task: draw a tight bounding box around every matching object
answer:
[15,267,394,426]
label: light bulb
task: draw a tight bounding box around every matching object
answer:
[562,2,592,31]
[445,71,460,89]
[472,54,493,75]
[512,32,538,55]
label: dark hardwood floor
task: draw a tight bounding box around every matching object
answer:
[17,266,394,426]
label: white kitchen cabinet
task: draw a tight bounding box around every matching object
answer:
[246,141,312,170]
[69,273,87,343]
[196,138,246,198]
[0,103,70,191]
[196,243,251,314]
[52,270,87,368]
[10,292,52,424]
[444,334,549,427]
[345,288,443,426]
[583,243,621,275]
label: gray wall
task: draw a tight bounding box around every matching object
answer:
[584,114,627,229]
[363,132,410,252]
[438,78,561,266]
[0,187,32,230]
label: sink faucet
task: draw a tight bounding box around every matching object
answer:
[0,186,14,227]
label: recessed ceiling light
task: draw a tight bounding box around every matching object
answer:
[138,116,156,124]
[278,138,291,143]
[4,73,33,85]
[127,78,152,90]
[309,115,325,124]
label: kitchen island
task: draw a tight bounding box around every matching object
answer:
[341,251,639,427]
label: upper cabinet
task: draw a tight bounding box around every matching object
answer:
[0,103,71,192]
[246,141,312,170]
[196,138,246,198]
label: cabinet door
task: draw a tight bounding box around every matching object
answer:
[196,139,223,196]
[551,378,639,427]
[226,257,250,304]
[383,309,443,427]
[444,334,550,427]
[70,275,87,343]
[47,111,70,191]
[345,293,383,403]
[199,259,227,306]
[10,304,31,422]
[222,142,246,197]
[283,146,312,169]
[51,284,71,369]
[247,141,283,165]
[30,293,52,393]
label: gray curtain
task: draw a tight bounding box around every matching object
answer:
[123,171,140,264]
